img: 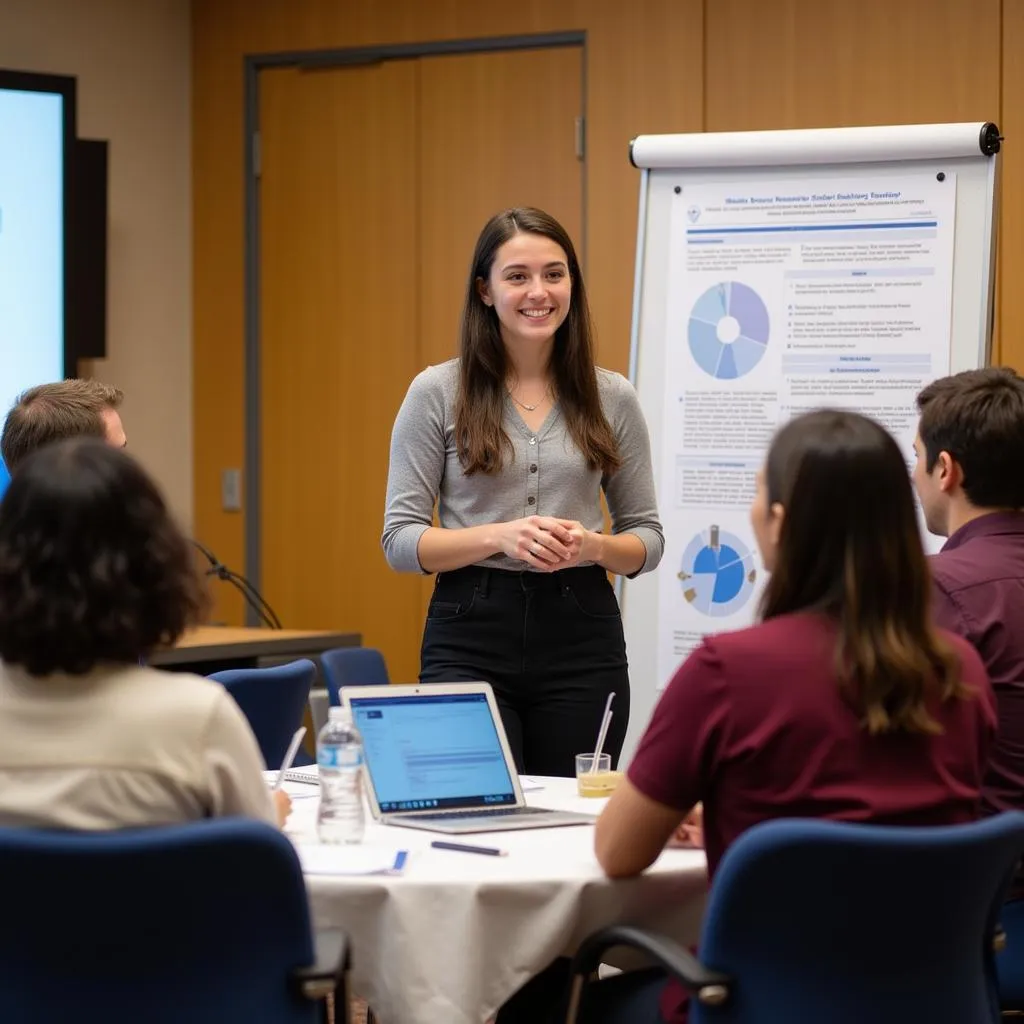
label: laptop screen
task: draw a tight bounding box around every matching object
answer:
[348,691,517,812]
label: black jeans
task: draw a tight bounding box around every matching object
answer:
[419,564,630,777]
[495,957,668,1024]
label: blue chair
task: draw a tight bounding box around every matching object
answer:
[997,894,1024,1008]
[0,818,349,1024]
[319,646,390,706]
[567,814,1024,1024]
[210,659,315,769]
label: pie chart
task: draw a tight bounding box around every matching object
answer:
[678,525,757,617]
[688,281,770,380]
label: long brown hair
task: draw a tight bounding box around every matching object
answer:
[453,207,621,476]
[759,409,968,735]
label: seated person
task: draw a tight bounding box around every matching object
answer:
[583,409,996,1024]
[0,378,127,501]
[912,368,1024,820]
[1,378,128,470]
[0,438,288,829]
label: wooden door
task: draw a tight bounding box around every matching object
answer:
[259,47,584,683]
[415,46,585,615]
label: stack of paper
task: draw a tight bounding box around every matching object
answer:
[296,845,409,876]
[262,766,320,799]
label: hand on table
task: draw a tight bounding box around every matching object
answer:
[273,789,293,828]
[668,803,703,849]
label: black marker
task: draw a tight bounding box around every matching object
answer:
[431,840,507,857]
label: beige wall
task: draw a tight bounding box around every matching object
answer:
[0,0,193,525]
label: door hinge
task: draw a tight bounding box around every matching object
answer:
[574,115,585,161]
[252,131,262,178]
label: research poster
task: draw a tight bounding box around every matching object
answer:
[0,87,65,420]
[656,174,957,687]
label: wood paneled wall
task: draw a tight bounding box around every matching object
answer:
[192,0,1019,626]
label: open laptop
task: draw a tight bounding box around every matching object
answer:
[340,682,596,834]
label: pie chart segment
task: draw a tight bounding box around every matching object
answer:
[679,526,757,618]
[687,281,770,380]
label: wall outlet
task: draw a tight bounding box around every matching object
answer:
[221,468,242,512]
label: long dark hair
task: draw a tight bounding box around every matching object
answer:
[0,438,208,675]
[453,207,621,476]
[759,410,967,735]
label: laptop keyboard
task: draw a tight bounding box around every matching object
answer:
[408,807,553,822]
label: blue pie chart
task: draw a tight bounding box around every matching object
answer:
[678,526,757,617]
[688,282,770,380]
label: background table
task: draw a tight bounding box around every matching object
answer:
[150,625,360,675]
[285,776,707,1024]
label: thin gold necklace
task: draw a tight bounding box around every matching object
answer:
[508,385,551,412]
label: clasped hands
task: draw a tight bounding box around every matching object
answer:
[501,515,593,571]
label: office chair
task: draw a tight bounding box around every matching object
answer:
[997,893,1024,1009]
[319,646,390,706]
[210,658,315,769]
[0,818,350,1024]
[567,813,1024,1023]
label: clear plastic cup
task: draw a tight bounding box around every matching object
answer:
[575,753,623,797]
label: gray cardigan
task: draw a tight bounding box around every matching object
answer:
[382,359,664,576]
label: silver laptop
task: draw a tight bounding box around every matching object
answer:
[340,682,596,834]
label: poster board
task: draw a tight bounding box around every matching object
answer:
[620,122,1001,763]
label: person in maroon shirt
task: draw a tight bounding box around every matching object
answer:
[912,367,1024,819]
[585,409,995,1024]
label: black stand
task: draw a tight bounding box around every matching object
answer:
[191,540,283,630]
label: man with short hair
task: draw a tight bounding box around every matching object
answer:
[1,379,126,473]
[913,366,1024,817]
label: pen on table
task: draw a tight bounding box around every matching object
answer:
[431,840,508,857]
[272,726,307,791]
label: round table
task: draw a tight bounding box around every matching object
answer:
[283,776,707,1024]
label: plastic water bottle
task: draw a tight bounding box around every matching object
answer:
[316,706,365,844]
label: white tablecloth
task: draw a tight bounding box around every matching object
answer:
[283,777,707,1024]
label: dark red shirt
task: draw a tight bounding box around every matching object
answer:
[628,611,995,1023]
[930,512,1024,817]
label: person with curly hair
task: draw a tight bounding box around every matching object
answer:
[0,438,289,829]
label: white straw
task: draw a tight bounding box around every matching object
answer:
[589,693,616,774]
[273,726,307,791]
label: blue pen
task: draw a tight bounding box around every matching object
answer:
[431,840,507,857]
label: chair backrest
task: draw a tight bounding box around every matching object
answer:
[997,892,1024,1008]
[0,819,317,1024]
[210,659,315,768]
[319,646,390,705]
[692,813,1024,1024]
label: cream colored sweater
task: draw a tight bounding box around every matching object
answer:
[0,661,276,829]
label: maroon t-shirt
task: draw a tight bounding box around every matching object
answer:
[627,611,995,1024]
[930,512,1024,817]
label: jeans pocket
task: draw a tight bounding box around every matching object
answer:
[426,594,475,622]
[563,582,622,619]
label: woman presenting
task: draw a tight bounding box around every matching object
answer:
[383,207,663,777]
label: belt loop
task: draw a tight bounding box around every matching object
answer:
[478,567,491,598]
